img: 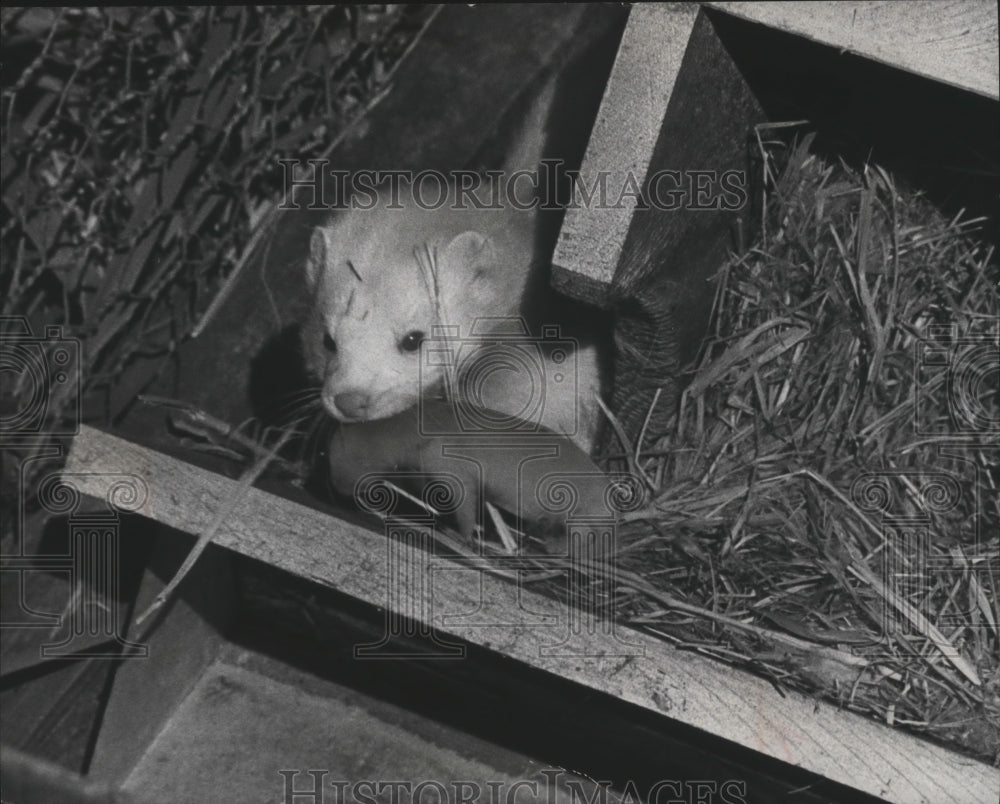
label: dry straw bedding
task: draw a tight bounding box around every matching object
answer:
[605,134,999,762]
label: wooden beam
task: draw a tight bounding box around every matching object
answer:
[551,4,699,307]
[65,425,1000,804]
[707,1,1000,100]
[551,1,998,308]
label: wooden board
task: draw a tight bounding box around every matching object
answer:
[115,653,600,802]
[552,1,999,309]
[708,1,1000,100]
[551,4,699,305]
[64,425,1000,804]
[606,8,765,345]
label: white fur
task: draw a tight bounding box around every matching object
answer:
[301,76,604,453]
[301,182,604,453]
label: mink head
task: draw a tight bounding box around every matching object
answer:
[301,202,523,423]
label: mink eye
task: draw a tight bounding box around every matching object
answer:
[323,332,337,354]
[398,330,425,353]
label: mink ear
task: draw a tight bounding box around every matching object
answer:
[305,228,328,289]
[441,231,493,274]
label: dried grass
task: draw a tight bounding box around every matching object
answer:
[5,8,996,763]
[1,6,437,535]
[601,133,999,762]
[2,5,436,438]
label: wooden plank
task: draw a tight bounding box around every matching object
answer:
[552,5,765,350]
[65,425,1000,804]
[552,1,998,307]
[708,1,1000,100]
[551,4,699,306]
[598,7,764,305]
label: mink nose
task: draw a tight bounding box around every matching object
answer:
[334,391,372,419]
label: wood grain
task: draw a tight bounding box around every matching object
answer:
[607,8,765,359]
[551,4,699,306]
[552,1,998,306]
[709,1,999,100]
[65,425,1000,804]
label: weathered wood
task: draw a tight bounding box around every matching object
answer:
[552,5,765,379]
[552,1,998,308]
[551,4,699,306]
[605,8,765,359]
[573,7,766,453]
[708,1,1000,100]
[65,425,1000,804]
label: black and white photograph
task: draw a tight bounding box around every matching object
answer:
[1,4,998,803]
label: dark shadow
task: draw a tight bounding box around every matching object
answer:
[707,7,1000,232]
[246,323,316,429]
[229,552,884,804]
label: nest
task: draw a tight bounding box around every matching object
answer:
[606,133,999,762]
[5,7,996,766]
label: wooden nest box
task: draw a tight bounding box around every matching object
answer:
[3,4,998,803]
